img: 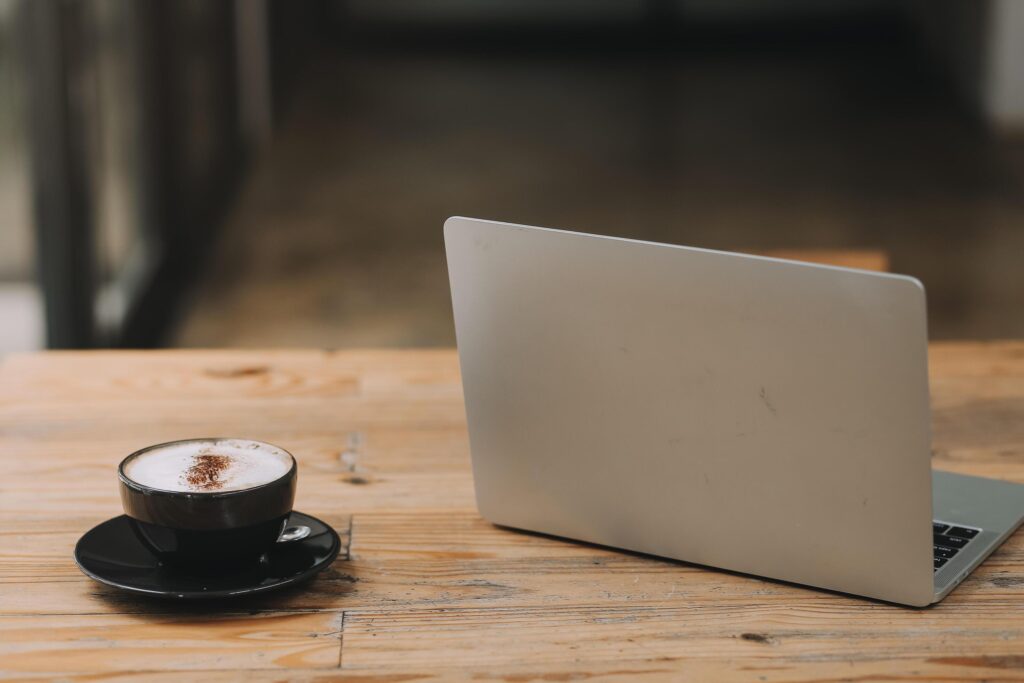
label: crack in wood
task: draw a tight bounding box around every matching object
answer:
[337,610,347,669]
[344,516,355,561]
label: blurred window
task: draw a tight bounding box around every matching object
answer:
[0,0,43,352]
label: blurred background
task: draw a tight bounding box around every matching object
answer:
[1,0,1022,352]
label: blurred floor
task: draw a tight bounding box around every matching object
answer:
[176,33,1024,348]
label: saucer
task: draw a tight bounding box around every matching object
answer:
[74,511,340,600]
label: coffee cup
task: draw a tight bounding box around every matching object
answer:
[118,438,301,571]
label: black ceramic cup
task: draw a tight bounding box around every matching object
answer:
[118,438,300,572]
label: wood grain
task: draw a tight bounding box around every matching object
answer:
[0,611,343,674]
[1,344,1023,680]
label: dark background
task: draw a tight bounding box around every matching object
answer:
[1,0,1022,351]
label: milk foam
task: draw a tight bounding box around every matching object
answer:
[123,439,293,493]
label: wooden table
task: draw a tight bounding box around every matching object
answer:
[2,344,1023,681]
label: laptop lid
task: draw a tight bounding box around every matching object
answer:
[445,216,935,606]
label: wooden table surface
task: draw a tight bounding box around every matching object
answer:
[2,344,1024,681]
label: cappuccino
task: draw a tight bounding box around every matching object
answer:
[123,439,293,493]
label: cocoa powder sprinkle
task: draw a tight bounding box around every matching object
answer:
[183,454,232,490]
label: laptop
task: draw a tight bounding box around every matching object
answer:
[444,216,1024,606]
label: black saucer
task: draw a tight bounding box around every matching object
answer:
[74,511,340,600]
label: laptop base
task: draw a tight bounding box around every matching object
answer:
[932,470,1024,602]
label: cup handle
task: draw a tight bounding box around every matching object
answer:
[277,524,311,543]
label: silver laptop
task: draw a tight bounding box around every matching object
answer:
[445,216,1024,606]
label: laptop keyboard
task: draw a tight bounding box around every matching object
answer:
[933,521,980,572]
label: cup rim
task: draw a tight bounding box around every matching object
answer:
[118,438,297,498]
